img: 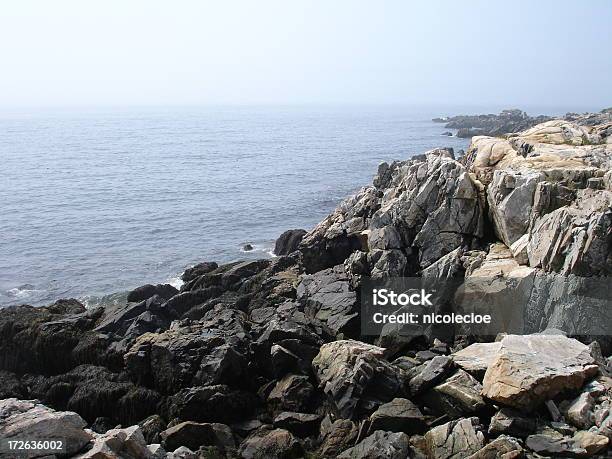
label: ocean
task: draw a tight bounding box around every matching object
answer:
[1,106,475,307]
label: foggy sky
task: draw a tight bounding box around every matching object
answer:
[1,0,611,109]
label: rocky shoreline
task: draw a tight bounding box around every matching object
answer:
[1,112,612,458]
[433,107,612,139]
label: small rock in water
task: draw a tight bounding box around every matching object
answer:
[243,243,253,251]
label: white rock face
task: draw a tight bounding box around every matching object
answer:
[0,398,92,458]
[463,118,611,277]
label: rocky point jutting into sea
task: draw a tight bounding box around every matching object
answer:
[1,109,611,458]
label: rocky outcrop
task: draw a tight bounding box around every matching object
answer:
[274,229,307,256]
[300,147,484,275]
[312,340,404,419]
[479,334,598,410]
[1,111,611,458]
[433,109,553,138]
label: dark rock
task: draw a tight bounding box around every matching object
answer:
[409,355,454,395]
[0,370,25,399]
[273,411,322,437]
[124,308,250,393]
[126,283,178,303]
[0,300,101,375]
[338,430,412,458]
[90,416,115,434]
[437,109,553,137]
[238,427,303,459]
[231,419,264,437]
[243,243,253,251]
[267,374,314,413]
[165,385,257,424]
[274,229,307,256]
[181,261,219,283]
[140,414,166,444]
[488,408,537,438]
[368,398,427,434]
[161,286,224,318]
[525,430,585,457]
[296,265,359,335]
[160,421,235,452]
[441,131,453,136]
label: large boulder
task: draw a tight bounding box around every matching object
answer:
[312,340,404,419]
[0,398,92,457]
[424,417,485,459]
[126,284,178,303]
[274,229,307,256]
[481,334,598,410]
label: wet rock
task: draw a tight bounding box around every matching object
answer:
[164,385,257,424]
[126,284,178,303]
[488,408,537,438]
[0,398,92,457]
[481,334,598,410]
[238,427,302,459]
[0,300,101,375]
[275,229,307,256]
[368,398,427,434]
[181,261,219,283]
[424,417,485,459]
[337,430,412,459]
[160,421,235,452]
[409,355,453,395]
[124,309,250,393]
[273,411,322,437]
[312,340,404,419]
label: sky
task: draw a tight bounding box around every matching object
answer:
[0,0,611,109]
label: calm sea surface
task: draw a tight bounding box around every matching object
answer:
[1,106,476,307]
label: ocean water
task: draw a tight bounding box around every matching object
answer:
[0,106,471,307]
